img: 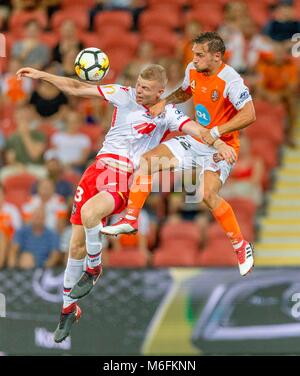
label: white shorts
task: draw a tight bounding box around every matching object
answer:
[162,135,234,185]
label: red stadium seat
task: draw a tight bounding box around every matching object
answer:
[139,10,183,32]
[94,11,133,34]
[196,239,237,266]
[2,173,37,195]
[185,8,223,31]
[99,32,140,56]
[79,125,104,152]
[251,138,279,169]
[153,246,198,267]
[148,0,188,10]
[141,30,181,57]
[108,248,148,268]
[4,190,31,211]
[79,32,100,49]
[9,10,48,35]
[159,221,202,248]
[51,9,89,32]
[40,32,59,49]
[61,0,95,9]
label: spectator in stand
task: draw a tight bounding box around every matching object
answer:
[0,58,33,104]
[9,205,62,269]
[31,149,75,205]
[52,20,84,64]
[29,62,68,126]
[220,134,264,206]
[1,105,47,181]
[0,184,22,269]
[50,110,91,173]
[11,19,49,69]
[263,1,300,45]
[22,177,68,234]
[255,42,299,147]
[61,48,81,78]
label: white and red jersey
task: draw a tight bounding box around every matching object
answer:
[97,84,190,169]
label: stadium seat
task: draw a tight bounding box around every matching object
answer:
[159,221,202,249]
[152,245,198,267]
[139,10,183,32]
[141,30,180,57]
[40,32,59,49]
[184,8,223,31]
[4,190,31,211]
[251,138,279,169]
[79,125,104,152]
[79,32,101,49]
[0,103,17,138]
[9,10,48,35]
[51,9,89,32]
[196,239,237,266]
[61,0,95,9]
[94,11,133,34]
[2,173,37,195]
[148,0,187,10]
[99,32,140,56]
[108,248,148,268]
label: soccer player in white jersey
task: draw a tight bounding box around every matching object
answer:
[17,64,236,342]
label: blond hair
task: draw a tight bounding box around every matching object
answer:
[140,64,168,87]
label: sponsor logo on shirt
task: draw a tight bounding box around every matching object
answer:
[134,122,157,135]
[235,90,250,107]
[102,85,116,94]
[191,80,196,90]
[195,104,211,126]
[174,109,185,121]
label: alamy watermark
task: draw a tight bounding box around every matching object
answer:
[0,33,6,57]
[0,293,6,317]
[291,293,300,318]
[291,33,300,58]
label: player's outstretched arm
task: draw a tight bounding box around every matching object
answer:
[150,87,192,117]
[181,120,236,164]
[16,67,100,98]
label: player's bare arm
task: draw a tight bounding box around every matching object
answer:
[150,87,192,117]
[16,67,100,98]
[181,120,236,164]
[201,101,256,145]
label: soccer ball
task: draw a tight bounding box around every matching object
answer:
[74,47,110,81]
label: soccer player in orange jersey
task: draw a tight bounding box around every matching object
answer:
[102,32,256,276]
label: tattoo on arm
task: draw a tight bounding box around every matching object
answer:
[165,87,192,104]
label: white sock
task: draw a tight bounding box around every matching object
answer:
[63,258,84,309]
[232,240,244,250]
[84,223,103,270]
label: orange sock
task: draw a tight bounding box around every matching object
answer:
[125,174,152,218]
[211,198,244,248]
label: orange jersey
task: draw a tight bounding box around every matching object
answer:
[182,62,253,155]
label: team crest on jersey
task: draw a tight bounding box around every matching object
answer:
[191,80,196,91]
[211,89,220,102]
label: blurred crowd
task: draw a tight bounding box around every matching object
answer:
[0,0,299,269]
